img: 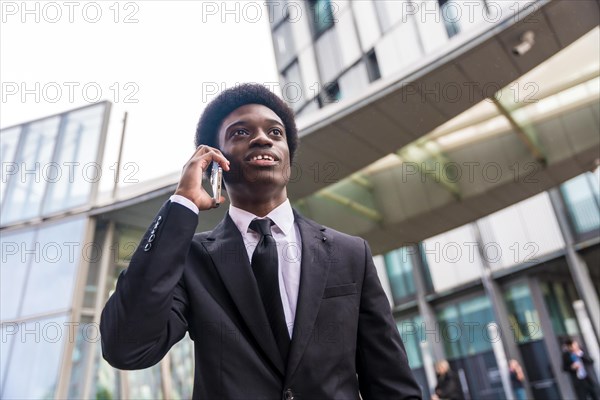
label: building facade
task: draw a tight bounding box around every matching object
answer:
[1,1,599,399]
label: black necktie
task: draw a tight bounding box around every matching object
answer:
[249,218,290,363]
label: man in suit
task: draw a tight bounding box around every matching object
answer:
[562,339,599,400]
[100,83,422,399]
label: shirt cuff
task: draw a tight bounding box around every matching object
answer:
[170,194,199,214]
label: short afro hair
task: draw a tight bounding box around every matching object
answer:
[195,83,298,162]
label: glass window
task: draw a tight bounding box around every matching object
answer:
[273,21,296,69]
[321,81,341,105]
[504,284,544,343]
[67,316,95,398]
[541,281,580,337]
[1,116,60,225]
[2,314,69,399]
[169,334,195,400]
[437,295,495,358]
[20,217,87,317]
[42,104,106,215]
[90,340,119,400]
[307,0,335,37]
[338,61,370,101]
[0,325,14,390]
[437,304,462,359]
[439,0,461,37]
[384,247,416,304]
[0,126,22,206]
[352,0,381,51]
[458,296,494,355]
[366,49,381,82]
[561,172,600,236]
[128,363,164,399]
[0,228,36,321]
[397,315,424,368]
[282,61,305,112]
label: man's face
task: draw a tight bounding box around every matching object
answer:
[217,104,291,193]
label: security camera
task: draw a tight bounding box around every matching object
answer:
[512,31,535,56]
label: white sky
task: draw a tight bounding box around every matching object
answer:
[0,0,281,192]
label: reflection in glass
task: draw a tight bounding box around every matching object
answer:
[1,117,60,225]
[20,217,87,317]
[43,104,106,215]
[91,339,119,399]
[397,316,424,368]
[128,362,163,399]
[439,0,461,38]
[437,295,495,359]
[169,334,194,399]
[561,172,600,235]
[0,325,14,393]
[308,0,334,37]
[504,284,544,343]
[384,247,416,304]
[0,228,36,321]
[2,314,69,399]
[0,126,21,206]
[541,281,580,337]
[68,316,95,398]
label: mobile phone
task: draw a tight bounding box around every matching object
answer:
[210,161,223,205]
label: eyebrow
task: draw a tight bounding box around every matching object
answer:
[224,118,285,131]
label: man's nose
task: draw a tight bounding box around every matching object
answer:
[250,130,273,146]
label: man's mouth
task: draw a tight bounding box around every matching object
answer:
[245,153,279,166]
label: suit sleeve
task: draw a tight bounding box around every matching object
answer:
[100,200,198,370]
[356,239,422,400]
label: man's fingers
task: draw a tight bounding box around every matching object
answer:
[193,145,230,171]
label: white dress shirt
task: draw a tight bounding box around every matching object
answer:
[170,195,302,338]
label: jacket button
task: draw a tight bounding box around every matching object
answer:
[157,216,162,222]
[284,388,294,400]
[148,234,156,243]
[144,243,152,252]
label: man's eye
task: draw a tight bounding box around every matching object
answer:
[232,129,248,136]
[271,128,283,136]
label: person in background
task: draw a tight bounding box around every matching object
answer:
[431,360,465,400]
[562,339,599,400]
[509,359,527,400]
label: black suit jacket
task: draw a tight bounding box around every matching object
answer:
[100,200,421,399]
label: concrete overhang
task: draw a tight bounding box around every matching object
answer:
[288,0,599,198]
[286,0,600,254]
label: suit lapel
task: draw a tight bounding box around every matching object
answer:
[285,211,332,380]
[201,214,285,375]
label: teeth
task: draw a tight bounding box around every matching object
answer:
[251,155,275,161]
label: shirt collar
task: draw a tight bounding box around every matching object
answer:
[229,199,295,236]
